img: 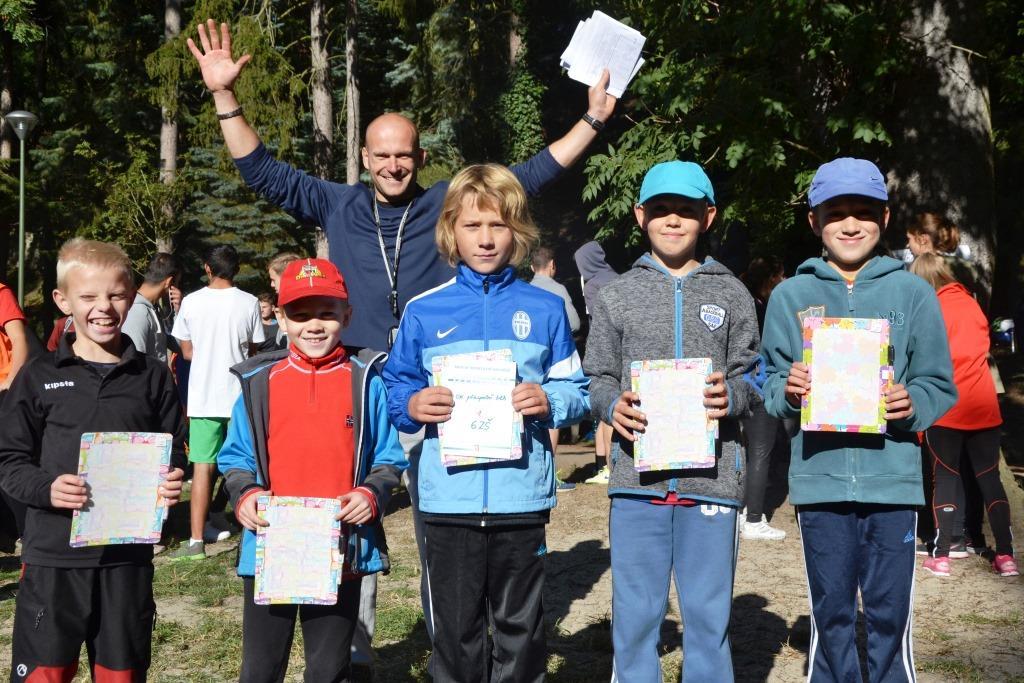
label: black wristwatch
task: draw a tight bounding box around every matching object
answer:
[582,113,605,131]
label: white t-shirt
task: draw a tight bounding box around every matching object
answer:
[171,287,265,417]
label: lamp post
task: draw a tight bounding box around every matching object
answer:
[4,110,38,307]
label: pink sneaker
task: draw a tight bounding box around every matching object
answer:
[922,556,951,577]
[992,554,1019,577]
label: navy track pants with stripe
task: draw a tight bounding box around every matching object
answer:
[798,503,917,683]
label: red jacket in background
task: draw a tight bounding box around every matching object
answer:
[934,282,1001,430]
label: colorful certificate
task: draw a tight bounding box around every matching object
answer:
[69,432,172,547]
[432,349,524,467]
[630,358,718,471]
[801,317,893,433]
[254,496,343,605]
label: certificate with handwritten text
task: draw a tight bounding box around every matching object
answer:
[254,496,343,605]
[801,317,893,433]
[630,359,718,471]
[432,349,523,467]
[70,432,172,547]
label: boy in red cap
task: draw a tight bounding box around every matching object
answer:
[217,258,406,681]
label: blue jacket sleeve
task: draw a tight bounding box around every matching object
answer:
[509,148,565,197]
[365,375,408,473]
[894,286,958,432]
[233,143,352,226]
[760,290,803,420]
[217,395,260,507]
[381,309,429,433]
[542,306,590,429]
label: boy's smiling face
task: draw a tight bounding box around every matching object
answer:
[809,195,889,278]
[634,194,716,273]
[454,194,514,275]
[52,265,134,358]
[282,295,351,359]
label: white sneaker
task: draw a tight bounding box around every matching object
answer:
[584,465,611,485]
[741,518,786,540]
[203,523,230,544]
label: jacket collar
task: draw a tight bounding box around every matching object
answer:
[55,333,146,370]
[456,263,517,293]
[287,342,348,370]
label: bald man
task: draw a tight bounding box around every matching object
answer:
[189,19,617,351]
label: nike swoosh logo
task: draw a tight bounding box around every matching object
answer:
[436,326,458,339]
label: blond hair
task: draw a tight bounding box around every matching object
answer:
[907,212,960,254]
[908,252,956,290]
[435,164,539,268]
[56,238,133,290]
[268,252,304,276]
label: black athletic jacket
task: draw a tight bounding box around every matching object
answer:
[0,334,186,567]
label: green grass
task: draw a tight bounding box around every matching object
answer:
[957,611,1023,627]
[153,550,241,608]
[917,658,984,682]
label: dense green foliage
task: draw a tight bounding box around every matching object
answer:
[2,0,1023,322]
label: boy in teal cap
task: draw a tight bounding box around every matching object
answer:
[761,157,956,681]
[584,160,763,681]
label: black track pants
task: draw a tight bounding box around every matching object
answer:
[424,522,546,683]
[926,426,1014,556]
[240,576,361,683]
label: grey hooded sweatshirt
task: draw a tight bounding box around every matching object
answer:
[583,254,763,505]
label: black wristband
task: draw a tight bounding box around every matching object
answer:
[217,106,244,121]
[582,113,605,131]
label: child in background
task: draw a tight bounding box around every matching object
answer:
[170,244,264,559]
[0,238,186,680]
[909,254,1018,577]
[218,258,405,681]
[122,252,182,364]
[0,280,29,394]
[267,252,302,349]
[256,291,281,352]
[739,256,788,540]
[383,164,588,681]
[761,158,957,681]
[574,241,619,485]
[584,160,762,682]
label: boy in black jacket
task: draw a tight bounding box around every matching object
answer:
[0,238,186,681]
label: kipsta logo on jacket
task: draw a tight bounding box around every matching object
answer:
[699,304,726,332]
[512,311,532,340]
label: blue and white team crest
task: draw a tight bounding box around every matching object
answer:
[512,310,532,340]
[700,304,726,331]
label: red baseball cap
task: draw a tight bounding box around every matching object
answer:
[277,258,349,307]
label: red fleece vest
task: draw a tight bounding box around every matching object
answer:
[267,345,355,497]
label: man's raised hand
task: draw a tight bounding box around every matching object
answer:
[587,69,618,123]
[187,19,251,93]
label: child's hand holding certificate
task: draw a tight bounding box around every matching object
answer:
[630,359,718,471]
[432,349,523,467]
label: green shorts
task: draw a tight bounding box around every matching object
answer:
[188,417,229,464]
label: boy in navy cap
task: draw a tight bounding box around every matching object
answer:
[584,160,763,681]
[760,158,956,681]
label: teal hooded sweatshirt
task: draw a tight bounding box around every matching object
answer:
[761,255,957,506]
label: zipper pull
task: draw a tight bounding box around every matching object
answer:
[675,278,682,292]
[483,277,490,294]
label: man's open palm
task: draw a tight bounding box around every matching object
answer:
[187,19,251,93]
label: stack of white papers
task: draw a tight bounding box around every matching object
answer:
[560,10,645,98]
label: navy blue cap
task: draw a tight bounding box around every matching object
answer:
[808,158,888,208]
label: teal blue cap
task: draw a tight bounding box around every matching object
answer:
[638,160,716,206]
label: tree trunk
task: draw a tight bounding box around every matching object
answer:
[1,30,13,161]
[345,0,360,186]
[157,0,181,254]
[888,0,995,305]
[311,0,331,258]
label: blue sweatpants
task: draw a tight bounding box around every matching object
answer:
[798,503,917,683]
[610,496,739,683]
